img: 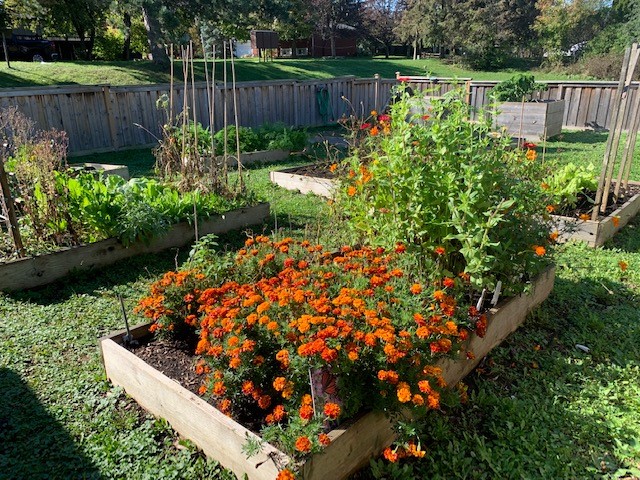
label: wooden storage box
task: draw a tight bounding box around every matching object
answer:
[100,267,555,480]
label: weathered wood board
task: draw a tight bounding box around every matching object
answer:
[495,100,565,140]
[553,183,640,247]
[0,203,270,291]
[270,166,337,198]
[100,266,555,480]
[214,149,291,168]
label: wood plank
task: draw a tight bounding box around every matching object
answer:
[270,166,336,198]
[576,87,591,127]
[100,333,282,480]
[567,87,582,127]
[587,88,602,129]
[0,203,270,291]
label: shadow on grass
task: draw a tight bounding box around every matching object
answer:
[0,368,100,479]
[549,130,610,145]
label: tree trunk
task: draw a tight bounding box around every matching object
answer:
[384,44,390,59]
[141,2,169,66]
[122,12,132,60]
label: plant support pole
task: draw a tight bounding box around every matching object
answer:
[592,46,633,220]
[615,79,640,197]
[0,158,25,257]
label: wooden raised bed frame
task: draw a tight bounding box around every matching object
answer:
[0,203,270,292]
[270,166,336,198]
[495,100,564,141]
[100,266,555,480]
[553,182,640,247]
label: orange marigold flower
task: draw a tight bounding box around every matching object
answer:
[218,398,231,414]
[397,383,411,403]
[370,125,379,136]
[541,182,550,190]
[299,404,314,421]
[546,205,555,213]
[443,277,455,288]
[198,385,207,395]
[276,469,296,480]
[434,246,446,256]
[395,243,406,253]
[302,394,313,405]
[579,213,591,221]
[383,447,399,462]
[318,433,331,446]
[273,377,287,392]
[526,149,537,161]
[619,260,628,272]
[410,283,423,295]
[295,436,312,453]
[257,301,271,314]
[276,349,290,368]
[242,380,255,396]
[212,381,226,396]
[272,404,286,421]
[347,186,357,197]
[549,231,559,242]
[613,216,620,228]
[323,402,341,419]
[533,245,546,256]
[418,380,431,394]
[412,394,425,406]
[329,163,338,173]
[258,395,272,410]
[229,357,241,369]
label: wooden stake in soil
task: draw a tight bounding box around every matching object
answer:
[229,42,244,192]
[593,43,639,219]
[591,43,638,221]
[0,158,25,257]
[615,80,640,197]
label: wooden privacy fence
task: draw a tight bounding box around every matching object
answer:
[0,77,638,155]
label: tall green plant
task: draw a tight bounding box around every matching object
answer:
[338,88,553,294]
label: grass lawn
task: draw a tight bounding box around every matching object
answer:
[0,57,584,89]
[2,132,640,478]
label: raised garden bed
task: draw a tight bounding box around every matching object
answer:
[495,100,564,141]
[270,165,336,198]
[78,162,130,180]
[100,266,555,480]
[217,149,291,167]
[553,182,640,247]
[0,203,270,292]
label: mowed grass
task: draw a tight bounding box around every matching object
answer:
[3,131,640,478]
[0,57,583,88]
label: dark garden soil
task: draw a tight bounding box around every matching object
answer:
[289,162,339,180]
[130,334,203,398]
[129,333,265,433]
[561,183,640,218]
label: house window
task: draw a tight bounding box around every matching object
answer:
[296,48,309,56]
[280,48,292,57]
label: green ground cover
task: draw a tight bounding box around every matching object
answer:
[2,132,640,478]
[0,57,582,88]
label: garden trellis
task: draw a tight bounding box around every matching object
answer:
[592,42,640,220]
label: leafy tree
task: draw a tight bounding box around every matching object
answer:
[308,0,361,57]
[361,0,402,58]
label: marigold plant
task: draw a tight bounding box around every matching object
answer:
[137,236,488,469]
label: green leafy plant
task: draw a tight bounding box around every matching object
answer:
[491,74,548,102]
[338,87,553,294]
[543,162,598,210]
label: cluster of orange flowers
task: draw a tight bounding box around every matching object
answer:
[137,236,487,466]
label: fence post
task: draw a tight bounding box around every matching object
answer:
[0,158,25,257]
[374,74,381,113]
[102,85,119,150]
[293,81,300,127]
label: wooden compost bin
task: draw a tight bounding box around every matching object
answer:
[495,100,564,140]
[0,203,270,291]
[100,266,555,480]
[553,183,640,247]
[270,166,336,198]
